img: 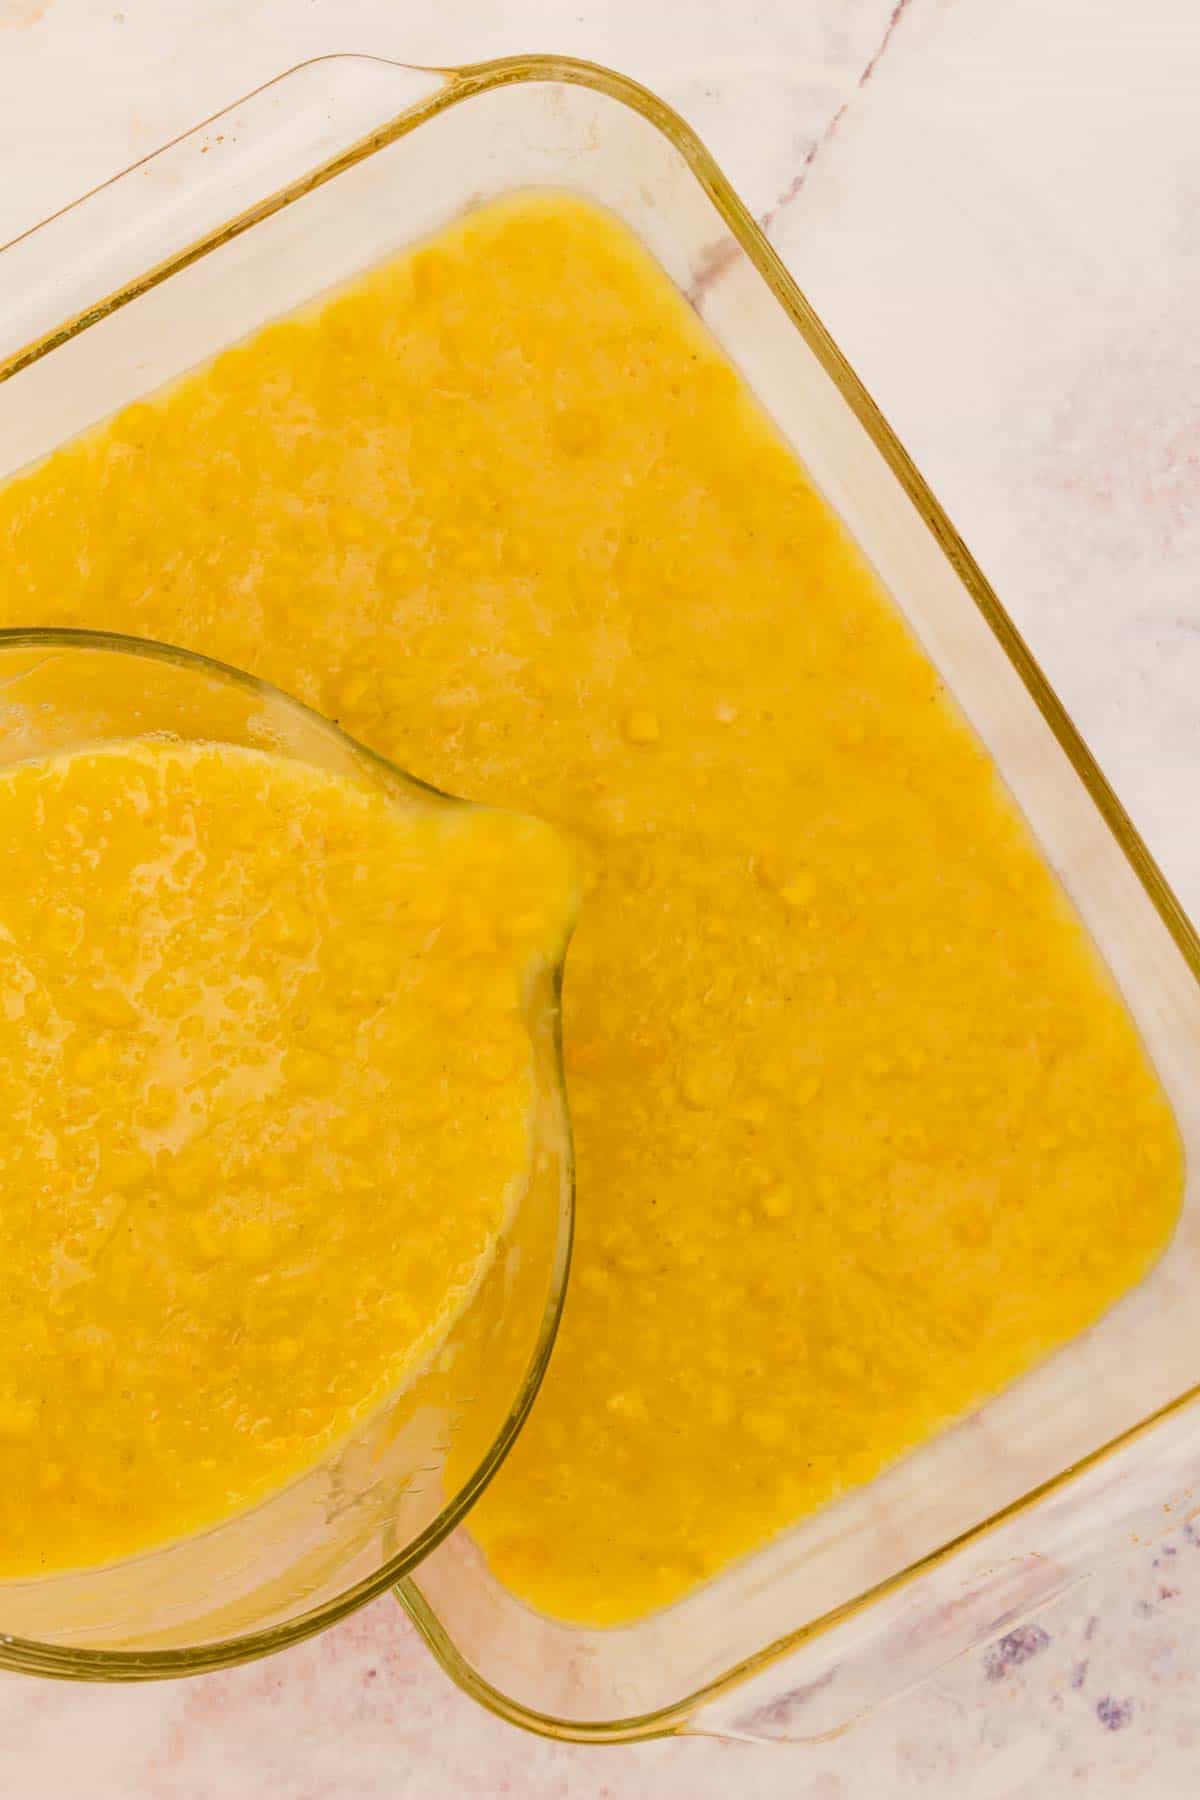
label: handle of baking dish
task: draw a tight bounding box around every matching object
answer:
[683,1400,1200,1742]
[0,55,448,373]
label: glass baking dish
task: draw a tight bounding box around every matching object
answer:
[2,52,1199,1741]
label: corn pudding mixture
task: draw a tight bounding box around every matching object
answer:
[0,195,1182,1615]
[0,736,572,1575]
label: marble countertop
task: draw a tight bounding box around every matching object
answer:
[2,0,1199,1792]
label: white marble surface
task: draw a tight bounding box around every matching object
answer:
[2,0,1199,1792]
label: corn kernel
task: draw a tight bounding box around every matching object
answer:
[623,708,660,746]
[679,1059,730,1111]
[956,1211,990,1248]
[269,902,314,950]
[380,544,417,585]
[288,1050,332,1093]
[0,1399,36,1439]
[230,810,264,851]
[478,1036,522,1085]
[40,906,83,956]
[755,849,785,889]
[189,1216,222,1262]
[506,906,549,941]
[709,1387,734,1427]
[553,408,598,455]
[104,1149,153,1193]
[745,1410,786,1448]
[758,1186,794,1221]
[331,1110,373,1151]
[72,1038,115,1083]
[606,1389,648,1422]
[137,1084,176,1129]
[230,1218,276,1265]
[827,1344,863,1381]
[336,672,375,718]
[780,872,816,908]
[331,508,368,544]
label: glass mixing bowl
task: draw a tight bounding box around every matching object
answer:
[0,626,574,1676]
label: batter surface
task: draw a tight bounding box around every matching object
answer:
[0,194,1182,1618]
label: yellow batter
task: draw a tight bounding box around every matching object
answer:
[0,735,573,1576]
[0,194,1182,1619]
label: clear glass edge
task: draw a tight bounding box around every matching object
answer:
[2,51,1198,1739]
